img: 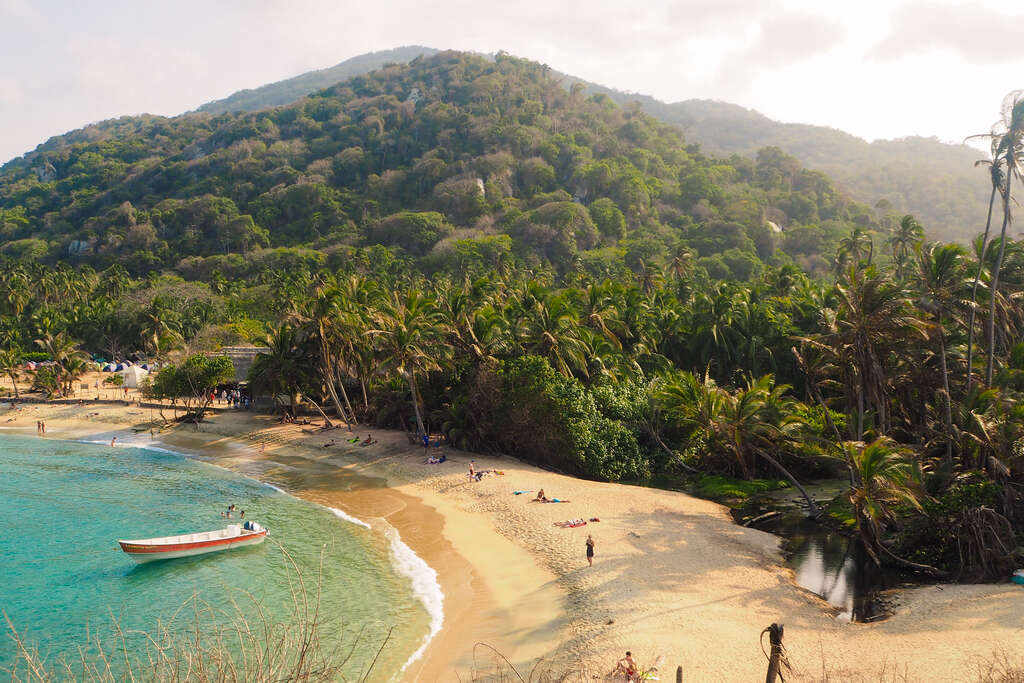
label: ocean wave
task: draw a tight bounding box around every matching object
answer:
[326,506,372,529]
[386,525,445,675]
[263,482,288,495]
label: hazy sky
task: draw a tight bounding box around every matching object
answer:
[2,0,1022,164]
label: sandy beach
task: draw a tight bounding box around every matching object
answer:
[5,386,1024,682]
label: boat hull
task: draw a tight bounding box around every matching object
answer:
[119,529,267,562]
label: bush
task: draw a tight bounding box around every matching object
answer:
[470,356,650,482]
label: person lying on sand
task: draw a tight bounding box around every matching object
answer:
[322,439,336,448]
[426,454,447,464]
[553,519,586,528]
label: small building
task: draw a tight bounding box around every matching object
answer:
[210,346,269,382]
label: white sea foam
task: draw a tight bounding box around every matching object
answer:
[264,482,288,495]
[386,525,445,675]
[326,506,372,529]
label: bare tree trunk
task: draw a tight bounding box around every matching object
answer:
[879,544,948,578]
[334,365,357,430]
[937,314,953,467]
[303,394,334,427]
[759,451,821,519]
[987,170,1014,387]
[966,183,998,395]
[407,371,426,436]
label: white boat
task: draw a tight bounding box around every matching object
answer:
[118,522,268,562]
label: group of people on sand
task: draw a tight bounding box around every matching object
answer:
[221,504,245,519]
[324,433,377,448]
[467,460,504,481]
[531,489,570,503]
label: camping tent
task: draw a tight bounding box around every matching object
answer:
[122,366,149,388]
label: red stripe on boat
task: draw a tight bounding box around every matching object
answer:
[119,530,266,553]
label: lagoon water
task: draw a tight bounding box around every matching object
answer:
[0,434,433,680]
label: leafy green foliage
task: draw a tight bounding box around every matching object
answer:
[471,356,650,482]
[1,52,875,280]
[693,475,788,504]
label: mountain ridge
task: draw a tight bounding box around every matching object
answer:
[190,46,987,242]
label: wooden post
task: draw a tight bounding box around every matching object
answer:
[764,623,786,683]
[676,665,683,682]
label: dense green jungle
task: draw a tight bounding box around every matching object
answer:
[1,52,1023,582]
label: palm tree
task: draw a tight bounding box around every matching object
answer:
[816,265,924,438]
[836,227,874,271]
[248,324,315,418]
[655,372,821,517]
[842,438,943,575]
[517,291,590,379]
[374,290,448,436]
[888,215,924,281]
[964,158,1005,395]
[914,243,968,464]
[299,279,355,429]
[974,91,1024,387]
[0,346,23,401]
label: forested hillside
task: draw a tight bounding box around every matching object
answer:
[183,45,989,244]
[0,51,876,280]
[584,93,989,244]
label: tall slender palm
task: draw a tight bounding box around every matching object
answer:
[965,158,1005,394]
[917,244,971,466]
[374,290,448,436]
[975,91,1024,386]
[816,266,924,438]
[0,346,23,401]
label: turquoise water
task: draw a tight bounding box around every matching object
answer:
[0,434,433,680]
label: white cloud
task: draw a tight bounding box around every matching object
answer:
[869,2,1024,64]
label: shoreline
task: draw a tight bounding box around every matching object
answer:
[4,400,565,681]
[6,395,1024,681]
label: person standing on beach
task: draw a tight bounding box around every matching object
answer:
[468,460,476,481]
[586,534,595,566]
[40,421,45,435]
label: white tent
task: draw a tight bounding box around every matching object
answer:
[122,365,149,388]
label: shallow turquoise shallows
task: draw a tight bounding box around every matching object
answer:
[0,433,431,680]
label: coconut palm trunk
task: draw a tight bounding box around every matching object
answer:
[407,370,426,436]
[937,313,953,465]
[759,450,821,519]
[966,180,999,394]
[986,169,1014,387]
